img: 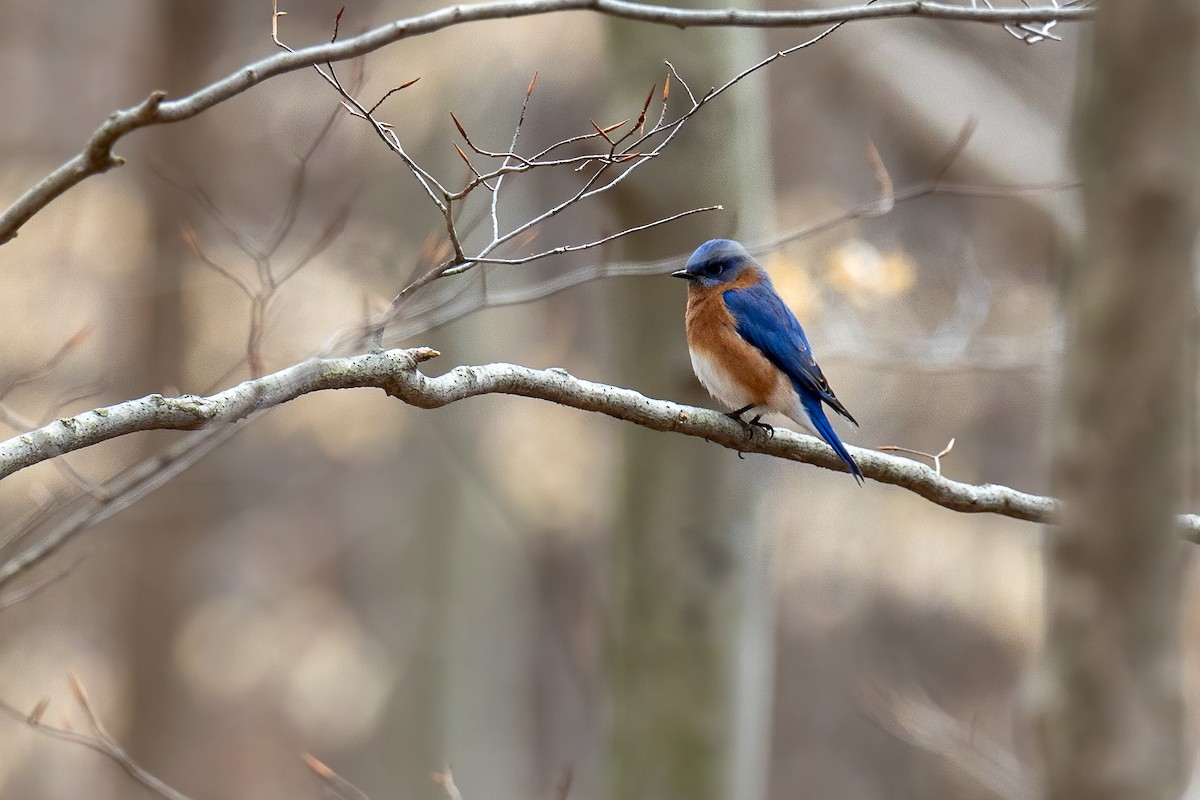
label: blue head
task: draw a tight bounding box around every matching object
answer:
[672,239,758,288]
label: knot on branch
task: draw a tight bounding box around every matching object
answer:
[175,394,218,421]
[135,90,167,121]
[380,346,441,401]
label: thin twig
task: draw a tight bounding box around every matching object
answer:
[0,679,192,800]
[303,753,372,800]
[441,205,722,271]
[180,224,255,299]
[264,97,348,259]
[880,437,956,475]
[492,72,539,239]
[433,768,466,800]
[0,326,94,400]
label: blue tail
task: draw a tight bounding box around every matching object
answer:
[799,390,865,485]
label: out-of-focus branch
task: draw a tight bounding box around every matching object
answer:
[432,768,467,800]
[0,558,78,610]
[0,676,191,800]
[0,0,1091,246]
[302,753,372,800]
[858,681,1034,800]
[2,346,1199,589]
[0,423,239,595]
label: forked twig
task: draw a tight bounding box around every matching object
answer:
[332,12,859,345]
[0,676,192,800]
[880,438,957,475]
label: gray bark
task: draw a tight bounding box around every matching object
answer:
[1035,1,1200,798]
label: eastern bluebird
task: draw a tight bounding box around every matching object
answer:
[673,239,864,484]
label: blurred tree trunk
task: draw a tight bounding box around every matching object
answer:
[124,0,225,774]
[437,314,536,799]
[1036,1,1199,799]
[603,5,776,800]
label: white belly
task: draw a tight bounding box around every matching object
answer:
[690,349,819,437]
[690,350,757,410]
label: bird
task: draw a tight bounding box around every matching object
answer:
[672,238,864,484]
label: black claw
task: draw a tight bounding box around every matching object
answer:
[748,414,774,438]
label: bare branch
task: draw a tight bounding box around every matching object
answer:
[180,224,255,299]
[491,72,539,239]
[0,0,1091,246]
[0,90,164,245]
[2,346,1199,594]
[763,177,1078,251]
[264,99,346,258]
[440,204,722,271]
[367,77,421,116]
[425,14,857,289]
[278,202,352,285]
[312,54,448,211]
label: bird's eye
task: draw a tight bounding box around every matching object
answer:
[705,262,724,276]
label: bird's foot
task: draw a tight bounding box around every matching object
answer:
[726,406,774,443]
[726,405,756,441]
[748,414,774,439]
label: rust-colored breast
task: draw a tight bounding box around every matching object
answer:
[685,283,781,407]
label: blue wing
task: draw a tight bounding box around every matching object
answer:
[724,278,864,484]
[723,280,858,425]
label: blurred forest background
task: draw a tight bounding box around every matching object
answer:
[0,1,1162,799]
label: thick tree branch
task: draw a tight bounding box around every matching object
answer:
[2,348,1196,543]
[0,0,1091,245]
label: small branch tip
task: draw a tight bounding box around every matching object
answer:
[67,673,89,708]
[411,347,441,362]
[302,752,337,780]
[27,697,50,725]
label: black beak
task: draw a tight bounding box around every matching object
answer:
[671,269,697,281]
